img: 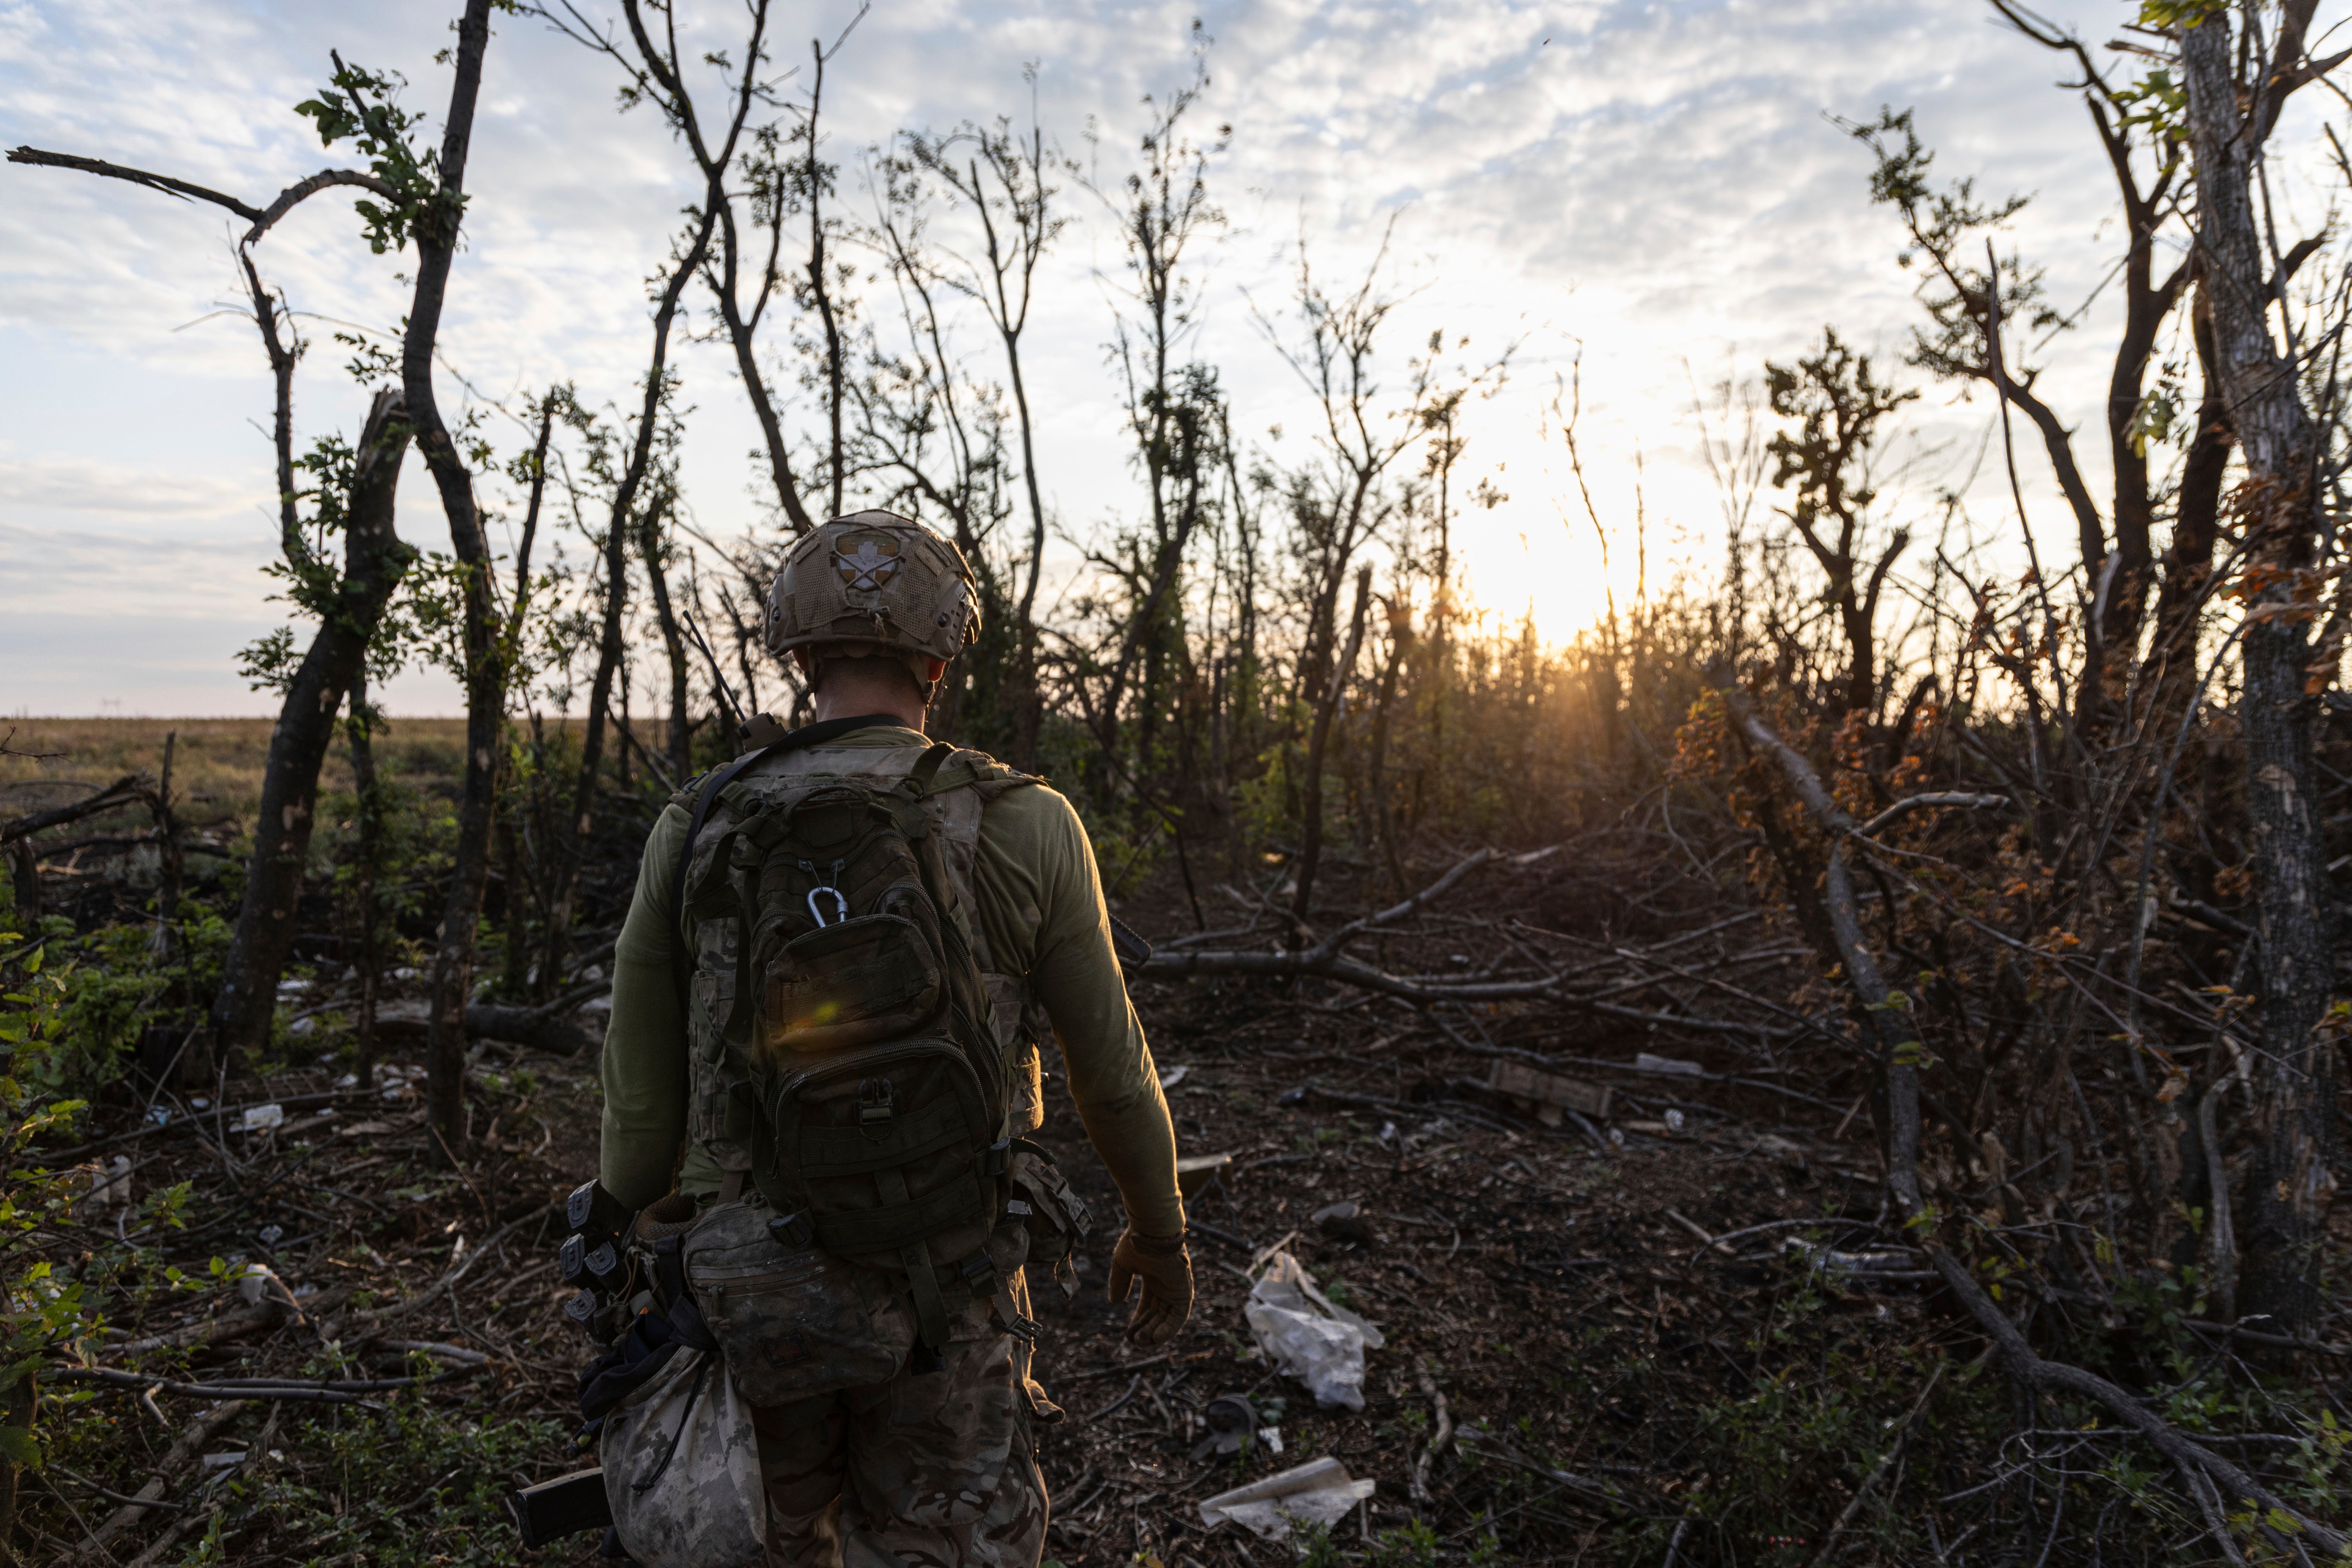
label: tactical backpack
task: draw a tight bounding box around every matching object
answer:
[675,735,1041,1356]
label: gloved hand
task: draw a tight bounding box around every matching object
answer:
[1108,1228,1192,1347]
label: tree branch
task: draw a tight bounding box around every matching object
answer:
[1,775,152,844]
[7,147,261,221]
[8,148,401,246]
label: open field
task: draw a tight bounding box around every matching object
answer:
[1,717,472,837]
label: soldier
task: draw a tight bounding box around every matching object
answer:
[598,509,1192,1566]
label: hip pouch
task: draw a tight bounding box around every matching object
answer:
[684,1196,909,1407]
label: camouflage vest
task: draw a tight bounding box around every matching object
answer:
[673,739,1039,1347]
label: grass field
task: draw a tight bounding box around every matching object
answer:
[1,716,473,834]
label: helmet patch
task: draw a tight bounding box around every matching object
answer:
[833,536,901,591]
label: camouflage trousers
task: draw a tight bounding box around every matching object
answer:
[752,1274,1049,1568]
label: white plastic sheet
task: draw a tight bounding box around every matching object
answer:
[1199,1456,1376,1541]
[1244,1250,1385,1410]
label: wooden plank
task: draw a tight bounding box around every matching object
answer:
[1488,1060,1611,1122]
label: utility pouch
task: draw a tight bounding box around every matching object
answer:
[599,1338,764,1568]
[1006,1142,1092,1299]
[684,1197,907,1406]
[759,913,943,1055]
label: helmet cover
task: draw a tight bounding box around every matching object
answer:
[764,511,981,675]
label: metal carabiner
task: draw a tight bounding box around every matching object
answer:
[803,859,849,927]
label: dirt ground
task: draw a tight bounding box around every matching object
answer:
[12,744,1969,1566]
[29,894,1921,1567]
[1014,949,1901,1567]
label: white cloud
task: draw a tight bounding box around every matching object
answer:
[1,0,2307,713]
[0,456,259,515]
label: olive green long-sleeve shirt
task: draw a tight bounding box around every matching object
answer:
[597,726,1185,1236]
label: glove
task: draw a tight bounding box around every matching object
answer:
[1107,1228,1192,1347]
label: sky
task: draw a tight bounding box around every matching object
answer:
[2,0,2337,716]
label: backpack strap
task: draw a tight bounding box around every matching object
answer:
[906,740,955,797]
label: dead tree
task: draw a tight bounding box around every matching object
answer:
[542,208,717,989]
[1289,565,1370,933]
[905,103,1067,765]
[214,391,416,1073]
[2179,0,2346,1339]
[1076,70,1227,798]
[638,492,695,784]
[536,0,821,532]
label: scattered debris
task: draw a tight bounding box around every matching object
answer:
[1486,1060,1612,1123]
[1199,1456,1376,1542]
[1633,1052,1704,1076]
[1176,1151,1233,1198]
[1243,1250,1385,1410]
[1159,1064,1192,1089]
[82,1155,132,1210]
[1310,1200,1375,1247]
[1784,1238,1925,1278]
[236,1103,285,1132]
[1190,1394,1259,1461]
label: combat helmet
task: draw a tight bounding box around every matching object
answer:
[765,510,980,695]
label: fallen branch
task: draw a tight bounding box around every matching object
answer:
[1410,1366,1454,1503]
[372,1002,597,1056]
[71,1399,246,1562]
[1,773,151,843]
[1857,791,2009,837]
[1308,849,1495,960]
[107,1302,286,1358]
[43,1367,445,1406]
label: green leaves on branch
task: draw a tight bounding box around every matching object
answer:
[294,56,452,254]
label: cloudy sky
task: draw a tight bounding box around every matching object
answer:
[2,0,2322,715]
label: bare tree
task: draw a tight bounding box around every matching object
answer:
[542,208,717,985]
[2179,0,2346,1339]
[537,0,819,531]
[906,87,1069,762]
[383,0,508,1156]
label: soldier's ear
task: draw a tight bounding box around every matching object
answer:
[924,659,947,683]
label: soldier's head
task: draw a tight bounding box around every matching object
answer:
[764,510,980,709]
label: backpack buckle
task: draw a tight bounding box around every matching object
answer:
[769,1212,815,1249]
[857,1078,897,1136]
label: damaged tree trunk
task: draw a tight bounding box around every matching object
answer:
[1289,565,1371,939]
[207,388,414,1072]
[412,0,501,1160]
[2181,6,2339,1339]
[542,209,715,995]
